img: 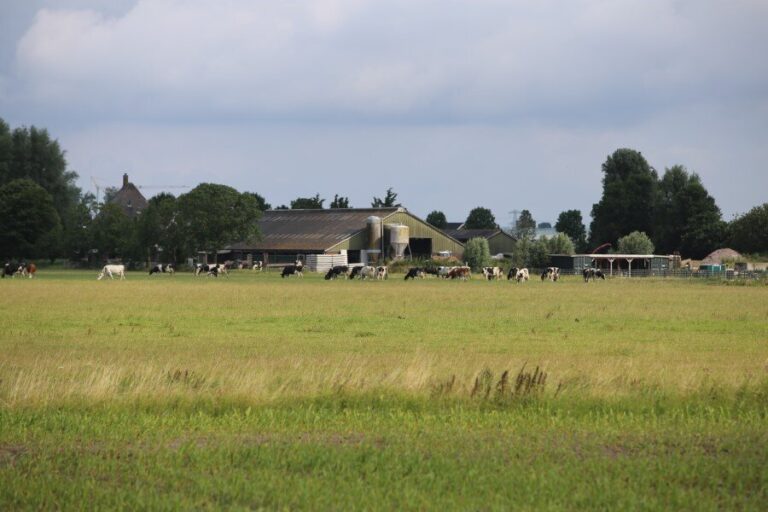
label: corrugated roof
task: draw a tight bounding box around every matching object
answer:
[228,207,401,251]
[443,228,515,242]
[444,222,464,230]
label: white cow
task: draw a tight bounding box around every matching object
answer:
[97,264,126,280]
[360,266,377,280]
[375,266,389,280]
[515,268,530,283]
[482,266,502,280]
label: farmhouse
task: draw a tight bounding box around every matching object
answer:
[109,173,148,218]
[224,207,465,268]
[549,253,681,276]
[442,227,517,256]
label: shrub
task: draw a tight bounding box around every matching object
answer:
[464,237,491,270]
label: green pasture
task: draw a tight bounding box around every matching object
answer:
[1,270,766,509]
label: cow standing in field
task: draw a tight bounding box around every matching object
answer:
[423,267,439,278]
[482,267,502,280]
[376,266,389,280]
[513,268,529,283]
[360,266,377,280]
[324,265,349,280]
[97,264,126,280]
[149,263,175,276]
[252,261,263,271]
[583,268,605,282]
[348,266,363,279]
[447,266,471,280]
[541,267,560,281]
[2,263,20,278]
[281,261,304,278]
[20,262,36,278]
[404,268,425,280]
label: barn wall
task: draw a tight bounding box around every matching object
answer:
[488,233,516,254]
[383,211,465,257]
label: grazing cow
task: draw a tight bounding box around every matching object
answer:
[2,263,19,278]
[541,267,560,282]
[404,267,425,280]
[360,266,377,280]
[97,264,126,280]
[376,266,389,280]
[583,268,605,282]
[507,267,519,281]
[515,268,530,283]
[21,262,36,278]
[348,266,363,279]
[437,266,453,278]
[447,266,471,280]
[482,266,502,280]
[252,261,263,271]
[324,265,349,280]
[281,261,304,278]
[423,267,439,277]
[149,263,175,276]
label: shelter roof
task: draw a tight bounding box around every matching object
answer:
[443,228,515,242]
[444,222,464,230]
[228,207,401,251]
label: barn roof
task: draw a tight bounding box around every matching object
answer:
[442,228,516,242]
[228,207,401,252]
[444,222,464,230]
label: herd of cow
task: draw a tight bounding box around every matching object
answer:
[3,260,607,282]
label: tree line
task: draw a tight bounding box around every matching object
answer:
[1,119,765,264]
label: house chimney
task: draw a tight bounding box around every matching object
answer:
[123,173,129,188]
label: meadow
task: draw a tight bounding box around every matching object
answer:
[1,269,766,509]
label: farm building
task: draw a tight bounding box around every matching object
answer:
[442,228,517,256]
[224,207,465,268]
[550,253,681,276]
[109,173,148,218]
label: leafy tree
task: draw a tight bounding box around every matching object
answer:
[547,232,575,255]
[590,149,658,247]
[654,165,725,258]
[464,237,491,271]
[528,238,551,268]
[555,210,587,252]
[511,236,531,268]
[330,194,350,208]
[426,210,447,229]
[0,179,61,259]
[729,203,768,254]
[290,194,324,209]
[617,231,655,254]
[464,207,496,230]
[177,183,261,259]
[102,187,119,204]
[371,187,400,207]
[89,203,134,260]
[246,192,271,211]
[515,210,536,239]
[62,192,97,261]
[137,193,183,263]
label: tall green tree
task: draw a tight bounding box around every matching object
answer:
[137,193,183,263]
[246,192,271,211]
[555,210,587,252]
[464,237,491,271]
[464,207,496,229]
[590,149,658,247]
[617,231,655,254]
[654,165,725,258]
[729,203,768,254]
[290,194,324,209]
[88,203,134,261]
[371,187,400,207]
[0,179,61,259]
[547,233,576,255]
[62,192,97,262]
[177,183,261,259]
[426,210,447,229]
[515,210,536,239]
[330,194,350,208]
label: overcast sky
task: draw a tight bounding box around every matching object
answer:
[1,0,766,227]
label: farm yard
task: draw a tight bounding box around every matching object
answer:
[1,269,767,510]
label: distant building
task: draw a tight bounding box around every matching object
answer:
[442,226,517,255]
[109,173,148,218]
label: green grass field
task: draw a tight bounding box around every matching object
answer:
[1,270,766,510]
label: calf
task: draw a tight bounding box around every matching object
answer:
[360,265,377,280]
[281,261,304,278]
[149,263,175,276]
[583,268,605,282]
[324,265,349,280]
[404,267,425,280]
[97,264,126,280]
[541,267,560,282]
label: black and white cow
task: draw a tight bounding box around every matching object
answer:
[149,263,175,276]
[348,266,363,279]
[423,267,439,278]
[404,267,425,280]
[252,261,263,271]
[512,268,529,282]
[281,261,304,278]
[507,267,518,281]
[360,265,377,280]
[2,263,20,278]
[324,265,349,280]
[583,267,606,282]
[541,267,560,281]
[482,267,502,280]
[375,266,389,280]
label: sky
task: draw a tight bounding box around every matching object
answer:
[1,0,766,228]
